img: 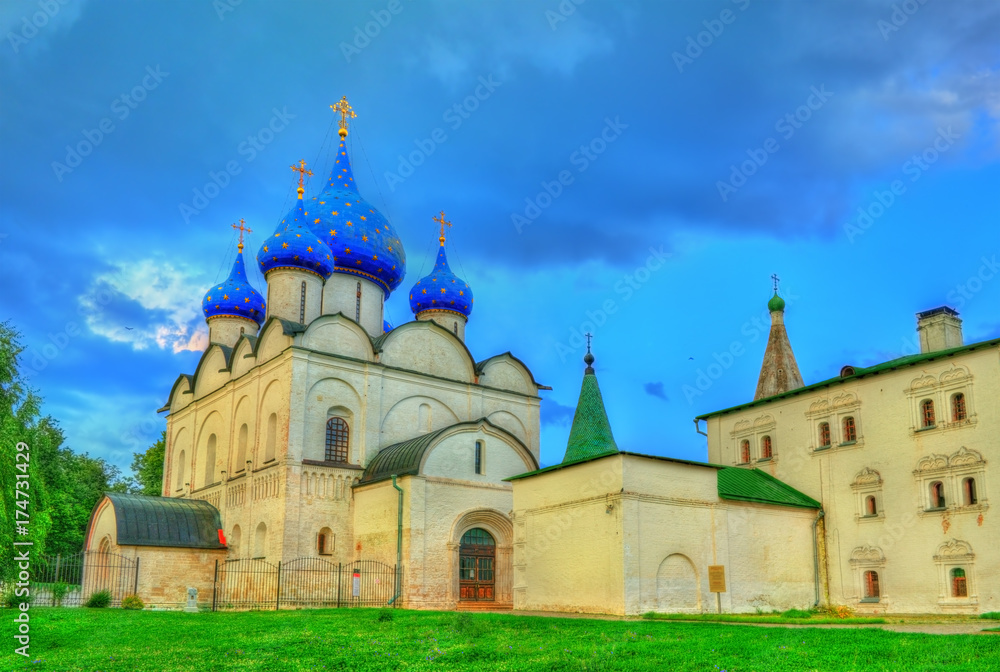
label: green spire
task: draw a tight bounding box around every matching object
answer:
[562,347,618,463]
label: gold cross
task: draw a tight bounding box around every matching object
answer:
[290,160,313,198]
[433,210,452,245]
[231,218,252,251]
[331,96,356,138]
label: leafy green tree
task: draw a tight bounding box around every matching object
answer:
[129,431,165,496]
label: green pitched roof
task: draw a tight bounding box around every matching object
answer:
[697,336,1000,420]
[358,418,534,486]
[562,369,618,463]
[717,468,821,509]
[100,493,226,549]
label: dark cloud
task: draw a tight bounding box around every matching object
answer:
[540,397,576,427]
[644,382,668,401]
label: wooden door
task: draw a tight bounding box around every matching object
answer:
[458,528,495,601]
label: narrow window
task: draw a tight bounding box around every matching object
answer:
[760,436,772,459]
[240,326,245,336]
[325,417,349,463]
[453,321,458,335]
[864,570,880,599]
[951,568,968,598]
[300,281,307,324]
[204,434,217,487]
[235,424,248,473]
[843,416,857,442]
[865,495,877,516]
[963,478,977,506]
[930,481,945,509]
[921,399,935,428]
[740,439,750,464]
[317,533,326,555]
[175,449,186,491]
[819,422,831,447]
[355,282,362,322]
[264,413,277,462]
[952,393,967,422]
[475,440,483,475]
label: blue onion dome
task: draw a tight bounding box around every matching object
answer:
[409,241,473,318]
[383,319,393,333]
[202,247,266,326]
[257,187,334,279]
[309,136,406,295]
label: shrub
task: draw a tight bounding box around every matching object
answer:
[51,582,70,607]
[85,589,112,608]
[980,612,1000,620]
[1,584,29,608]
[377,608,394,622]
[452,612,485,638]
[781,609,813,619]
[121,594,145,610]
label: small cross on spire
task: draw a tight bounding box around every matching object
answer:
[433,210,452,246]
[583,332,595,372]
[771,273,780,294]
[331,96,356,138]
[290,160,313,199]
[231,218,252,251]
[585,332,593,353]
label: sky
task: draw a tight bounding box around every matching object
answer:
[1,0,998,472]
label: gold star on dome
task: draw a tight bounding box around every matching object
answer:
[372,255,377,260]
[345,248,351,254]
[217,286,223,290]
[206,295,211,301]
[330,230,337,236]
[296,233,302,238]
[223,294,229,300]
[345,202,352,206]
[282,242,289,249]
[387,246,393,251]
[332,211,338,216]
[362,235,368,241]
[314,219,320,224]
[440,288,446,294]
[346,221,353,226]
[244,298,250,303]
[361,216,367,221]
[307,246,313,252]
[320,201,325,205]
[459,291,464,296]
[421,289,427,294]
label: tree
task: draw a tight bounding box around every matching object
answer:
[129,432,165,496]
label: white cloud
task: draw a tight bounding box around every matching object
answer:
[79,258,209,354]
[0,0,88,60]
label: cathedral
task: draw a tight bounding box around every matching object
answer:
[84,99,997,616]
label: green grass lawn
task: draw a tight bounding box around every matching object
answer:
[3,607,998,672]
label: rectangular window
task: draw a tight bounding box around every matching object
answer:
[474,441,483,475]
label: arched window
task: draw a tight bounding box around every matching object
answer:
[930,481,945,509]
[740,440,750,464]
[175,449,186,491]
[325,417,349,463]
[865,495,877,516]
[264,413,277,462]
[418,403,432,433]
[230,525,241,556]
[921,399,935,428]
[204,434,217,487]
[842,416,857,443]
[317,527,333,556]
[863,570,880,599]
[453,321,458,335]
[253,522,267,558]
[355,282,362,322]
[963,477,978,506]
[760,436,772,459]
[952,393,967,422]
[300,281,307,323]
[475,440,484,475]
[951,568,968,597]
[235,424,248,472]
[819,422,831,447]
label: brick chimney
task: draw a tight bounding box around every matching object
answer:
[916,307,963,354]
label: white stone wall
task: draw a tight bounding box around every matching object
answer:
[704,345,1000,614]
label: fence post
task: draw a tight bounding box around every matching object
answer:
[275,561,281,611]
[212,560,218,612]
[54,554,61,584]
[337,563,342,608]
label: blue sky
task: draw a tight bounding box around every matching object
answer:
[2,0,998,471]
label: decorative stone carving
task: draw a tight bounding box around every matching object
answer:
[807,399,829,415]
[909,375,937,390]
[949,446,984,468]
[832,392,858,408]
[939,367,970,384]
[852,467,882,488]
[849,546,885,565]
[753,414,775,427]
[915,454,949,472]
[934,539,974,562]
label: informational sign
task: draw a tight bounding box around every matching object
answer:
[352,570,361,597]
[708,565,726,593]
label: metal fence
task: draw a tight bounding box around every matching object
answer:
[29,552,138,607]
[212,558,398,611]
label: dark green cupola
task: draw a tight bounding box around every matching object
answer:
[562,346,619,463]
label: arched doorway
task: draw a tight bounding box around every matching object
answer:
[657,553,701,613]
[459,528,495,601]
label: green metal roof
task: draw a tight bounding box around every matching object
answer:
[358,418,534,486]
[696,336,1000,420]
[103,493,225,549]
[562,370,618,463]
[717,467,821,509]
[767,292,785,312]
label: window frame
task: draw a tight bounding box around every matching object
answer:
[324,416,350,463]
